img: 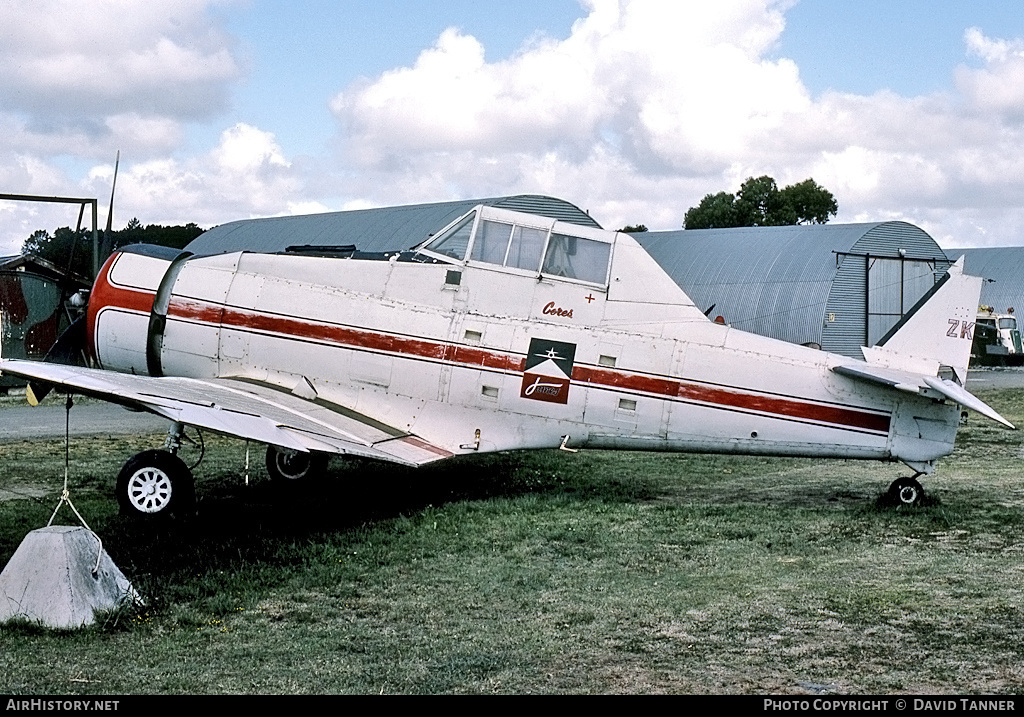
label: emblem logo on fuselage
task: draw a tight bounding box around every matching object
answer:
[521,338,576,404]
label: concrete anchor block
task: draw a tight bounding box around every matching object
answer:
[0,526,141,629]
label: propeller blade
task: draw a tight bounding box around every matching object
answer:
[105,150,119,234]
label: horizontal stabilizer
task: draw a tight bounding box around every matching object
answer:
[922,375,1014,429]
[833,363,1014,429]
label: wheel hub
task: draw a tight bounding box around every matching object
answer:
[127,468,173,513]
[898,485,918,504]
[275,450,309,480]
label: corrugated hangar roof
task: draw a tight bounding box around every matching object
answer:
[950,246,1024,314]
[638,221,950,357]
[186,194,601,256]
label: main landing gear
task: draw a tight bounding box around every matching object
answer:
[116,449,195,517]
[116,422,195,519]
[115,423,331,518]
[265,445,328,482]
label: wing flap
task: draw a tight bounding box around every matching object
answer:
[0,359,452,466]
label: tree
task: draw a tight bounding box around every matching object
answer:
[684,175,837,229]
[778,178,839,226]
[683,191,739,229]
[21,227,92,279]
[618,224,648,233]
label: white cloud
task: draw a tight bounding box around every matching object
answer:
[331,0,804,175]
[963,27,1024,65]
[0,0,247,252]
[0,120,312,254]
[213,123,290,173]
[326,1,1024,245]
[114,124,303,228]
[956,28,1024,118]
[0,0,240,154]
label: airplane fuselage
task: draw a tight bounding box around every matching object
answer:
[86,207,960,469]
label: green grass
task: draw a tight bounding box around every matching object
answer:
[1,390,1023,694]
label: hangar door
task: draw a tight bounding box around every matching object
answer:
[866,257,937,346]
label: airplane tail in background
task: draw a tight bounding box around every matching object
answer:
[862,256,979,387]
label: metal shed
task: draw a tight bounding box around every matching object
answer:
[948,247,1024,315]
[186,194,601,256]
[637,222,951,358]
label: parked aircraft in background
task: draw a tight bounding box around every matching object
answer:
[0,204,1012,517]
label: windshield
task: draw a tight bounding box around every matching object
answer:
[999,317,1017,330]
[425,212,476,260]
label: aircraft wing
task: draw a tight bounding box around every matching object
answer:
[0,359,454,466]
[832,363,1014,429]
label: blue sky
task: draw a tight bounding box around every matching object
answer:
[779,1,1024,96]
[198,1,593,157]
[2,0,1024,254]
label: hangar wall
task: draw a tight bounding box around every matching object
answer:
[186,195,600,257]
[950,247,1024,315]
[638,222,951,359]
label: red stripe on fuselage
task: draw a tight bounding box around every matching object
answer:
[155,295,891,434]
[571,366,890,434]
[169,299,526,373]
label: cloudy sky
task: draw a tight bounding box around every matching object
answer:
[2,0,1023,255]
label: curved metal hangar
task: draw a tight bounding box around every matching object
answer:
[637,222,951,359]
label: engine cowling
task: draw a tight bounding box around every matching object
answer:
[87,245,182,374]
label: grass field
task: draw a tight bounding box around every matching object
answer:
[1,389,1023,694]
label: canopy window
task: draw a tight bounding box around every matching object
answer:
[542,234,612,285]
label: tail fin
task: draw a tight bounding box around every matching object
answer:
[862,256,979,386]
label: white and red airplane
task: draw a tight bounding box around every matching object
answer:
[0,204,1012,517]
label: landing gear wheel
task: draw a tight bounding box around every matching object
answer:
[116,449,195,518]
[888,476,925,506]
[265,446,328,482]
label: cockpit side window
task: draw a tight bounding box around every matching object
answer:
[542,233,611,284]
[420,207,612,287]
[426,212,476,260]
[470,220,549,272]
[470,220,514,265]
[507,225,547,271]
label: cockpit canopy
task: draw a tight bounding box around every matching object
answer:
[417,206,614,286]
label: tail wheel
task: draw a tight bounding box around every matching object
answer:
[116,449,195,518]
[888,476,925,506]
[265,446,328,482]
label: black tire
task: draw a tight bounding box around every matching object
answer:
[265,446,328,482]
[116,450,195,518]
[888,476,924,506]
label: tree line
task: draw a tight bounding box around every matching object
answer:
[21,218,205,279]
[683,176,837,229]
